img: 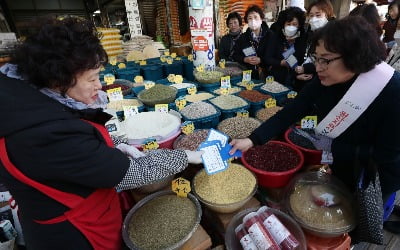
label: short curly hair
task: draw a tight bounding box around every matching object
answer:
[244,5,265,22]
[12,17,107,94]
[275,7,306,33]
[226,12,242,27]
[311,16,386,74]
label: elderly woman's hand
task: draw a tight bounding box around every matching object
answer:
[244,56,261,65]
[296,74,313,81]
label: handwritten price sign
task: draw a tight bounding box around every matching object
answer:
[172,177,191,197]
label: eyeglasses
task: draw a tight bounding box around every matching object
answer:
[310,55,342,69]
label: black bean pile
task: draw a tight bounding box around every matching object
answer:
[288,128,316,150]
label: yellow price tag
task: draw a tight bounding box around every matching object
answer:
[118,63,126,69]
[174,75,183,84]
[167,74,175,82]
[144,82,155,90]
[245,82,254,90]
[237,110,249,118]
[187,86,197,95]
[188,54,193,61]
[266,76,274,83]
[134,75,144,84]
[166,57,173,64]
[301,116,318,129]
[160,55,167,63]
[122,105,139,119]
[106,87,123,102]
[181,121,195,135]
[196,64,204,72]
[171,52,177,58]
[287,91,298,99]
[242,70,252,83]
[164,51,170,56]
[175,57,182,61]
[172,177,191,197]
[109,57,117,66]
[220,76,231,88]
[219,59,226,68]
[139,60,147,66]
[220,87,230,95]
[265,98,277,108]
[175,97,187,111]
[142,138,159,151]
[104,74,116,85]
[155,104,169,113]
[100,66,105,71]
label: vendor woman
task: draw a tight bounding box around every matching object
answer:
[0,17,202,249]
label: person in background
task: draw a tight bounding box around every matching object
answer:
[233,5,275,80]
[383,1,400,49]
[349,3,383,38]
[230,17,400,236]
[0,17,202,249]
[264,7,307,88]
[295,0,335,87]
[219,12,243,62]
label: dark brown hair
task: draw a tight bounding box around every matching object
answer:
[307,0,335,19]
[244,5,265,22]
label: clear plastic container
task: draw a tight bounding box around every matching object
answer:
[284,172,357,238]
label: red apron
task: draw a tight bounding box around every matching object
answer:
[0,120,122,250]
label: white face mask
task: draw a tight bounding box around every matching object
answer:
[394,30,400,45]
[248,19,262,31]
[284,25,298,38]
[309,17,328,31]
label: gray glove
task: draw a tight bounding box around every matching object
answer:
[293,127,333,152]
[184,150,204,164]
[116,143,146,158]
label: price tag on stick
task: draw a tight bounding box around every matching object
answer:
[172,177,191,197]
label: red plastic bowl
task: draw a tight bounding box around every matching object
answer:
[284,127,322,165]
[241,141,304,188]
[132,129,181,150]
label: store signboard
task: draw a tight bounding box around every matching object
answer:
[189,0,215,68]
[124,0,142,37]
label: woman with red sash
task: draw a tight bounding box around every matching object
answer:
[0,17,201,249]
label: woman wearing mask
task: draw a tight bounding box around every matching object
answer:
[0,17,202,249]
[219,12,243,62]
[233,5,275,80]
[295,0,335,87]
[264,7,307,88]
[230,17,400,242]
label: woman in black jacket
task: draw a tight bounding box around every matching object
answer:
[264,7,307,88]
[219,12,242,62]
[233,5,275,80]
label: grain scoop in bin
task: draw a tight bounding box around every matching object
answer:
[284,171,357,237]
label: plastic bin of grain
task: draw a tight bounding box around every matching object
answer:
[238,90,272,117]
[259,81,291,102]
[183,92,215,104]
[182,59,194,81]
[163,61,184,76]
[234,79,264,90]
[141,64,165,81]
[208,95,250,120]
[256,106,283,122]
[180,102,221,129]
[107,98,145,120]
[102,79,134,96]
[173,129,210,151]
[217,117,261,139]
[211,86,243,96]
[116,67,141,81]
[137,84,177,106]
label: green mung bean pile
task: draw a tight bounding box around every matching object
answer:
[128,195,197,249]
